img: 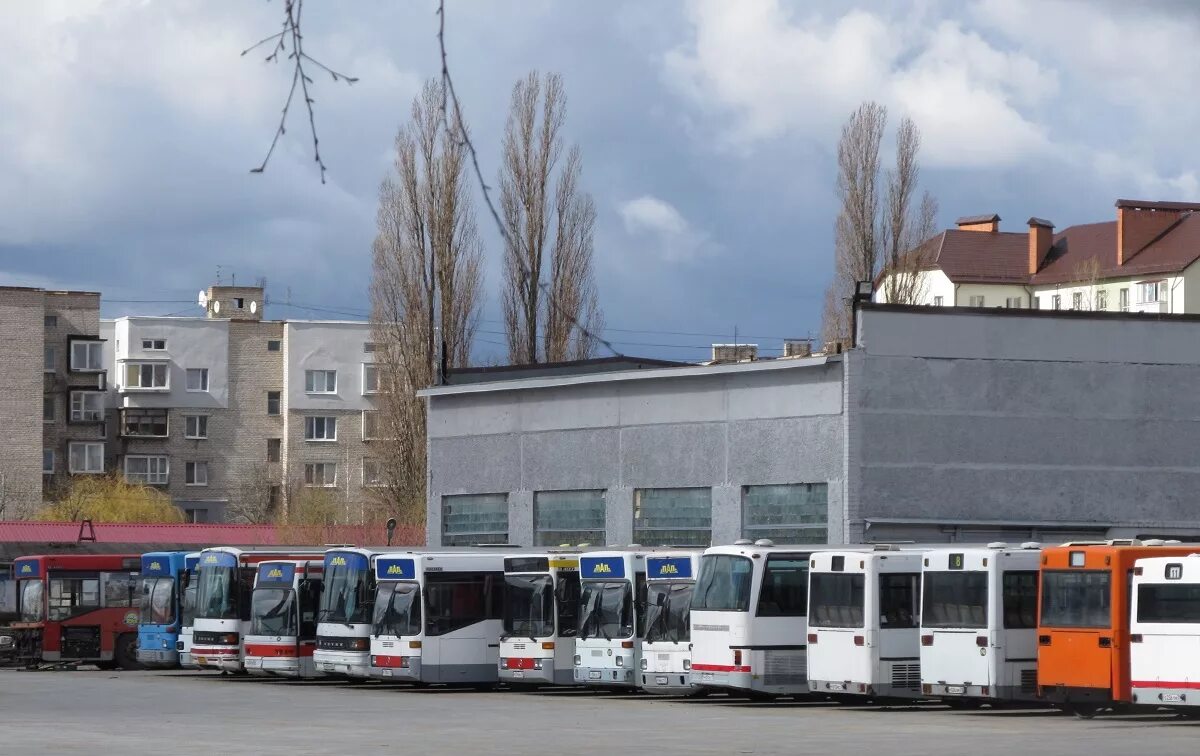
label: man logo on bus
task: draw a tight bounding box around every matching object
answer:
[1167,564,1184,580]
[204,555,218,563]
[659,564,678,575]
[386,564,405,575]
[593,563,612,574]
[267,568,284,579]
[330,556,347,567]
[149,561,162,571]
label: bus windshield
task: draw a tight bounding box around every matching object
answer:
[503,575,554,639]
[1137,583,1200,623]
[692,555,753,612]
[196,566,238,620]
[644,582,693,643]
[1041,570,1111,628]
[922,572,987,629]
[320,561,373,625]
[809,573,865,628]
[19,579,44,622]
[251,588,297,637]
[181,578,198,627]
[578,581,633,639]
[373,583,421,638]
[140,577,176,625]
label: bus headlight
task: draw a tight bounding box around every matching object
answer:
[399,657,410,668]
[640,658,647,670]
[683,659,691,671]
[533,660,543,670]
[349,638,370,651]
[573,655,581,666]
[616,657,624,667]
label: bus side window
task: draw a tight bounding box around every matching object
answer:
[1001,571,1038,629]
[425,573,487,636]
[757,557,809,617]
[298,580,321,639]
[635,573,647,638]
[101,572,138,608]
[556,573,580,636]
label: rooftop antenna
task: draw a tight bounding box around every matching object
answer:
[215,265,223,285]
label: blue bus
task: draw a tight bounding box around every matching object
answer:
[137,551,196,668]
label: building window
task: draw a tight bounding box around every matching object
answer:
[1119,287,1130,311]
[125,455,169,485]
[742,484,828,543]
[184,415,208,439]
[141,339,167,351]
[121,408,168,437]
[442,493,508,546]
[1005,297,1022,308]
[43,449,54,475]
[933,296,944,306]
[267,391,281,416]
[123,362,168,389]
[185,461,208,486]
[71,341,103,371]
[267,438,281,463]
[44,315,58,328]
[304,416,337,441]
[43,397,55,423]
[1072,292,1082,310]
[968,295,985,307]
[267,339,281,352]
[1051,295,1061,310]
[69,442,104,474]
[44,345,57,372]
[633,487,712,547]
[233,297,245,309]
[186,368,209,392]
[1096,290,1108,311]
[304,462,337,487]
[304,369,337,394]
[362,458,385,487]
[362,410,383,440]
[535,490,605,547]
[363,342,377,353]
[362,364,379,394]
[1033,296,1040,309]
[70,391,105,422]
[1138,280,1166,304]
[184,508,208,523]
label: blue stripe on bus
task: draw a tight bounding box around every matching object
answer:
[580,557,625,579]
[376,558,416,580]
[647,557,692,580]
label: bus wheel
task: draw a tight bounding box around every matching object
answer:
[114,634,142,670]
[746,691,778,702]
[1067,704,1100,719]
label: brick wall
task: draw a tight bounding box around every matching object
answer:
[0,288,47,517]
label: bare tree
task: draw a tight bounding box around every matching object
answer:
[1069,257,1103,311]
[880,117,938,305]
[370,78,484,527]
[227,464,278,524]
[499,71,604,364]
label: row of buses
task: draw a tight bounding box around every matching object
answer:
[6,538,1200,717]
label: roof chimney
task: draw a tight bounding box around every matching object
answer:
[711,344,758,363]
[1116,199,1200,266]
[1027,217,1054,274]
[955,214,1000,233]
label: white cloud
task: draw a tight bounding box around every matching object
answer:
[618,195,717,262]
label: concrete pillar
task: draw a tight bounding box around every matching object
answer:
[426,489,442,547]
[509,489,534,547]
[711,485,741,546]
[825,477,846,544]
[605,487,634,546]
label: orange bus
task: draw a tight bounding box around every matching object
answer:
[1037,540,1200,716]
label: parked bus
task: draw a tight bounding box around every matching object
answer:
[1129,553,1200,712]
[639,550,703,694]
[192,547,326,672]
[1038,540,1198,717]
[919,544,1041,705]
[807,546,924,700]
[314,547,378,678]
[573,551,646,688]
[137,551,193,668]
[690,541,824,699]
[8,554,142,669]
[499,552,581,686]
[0,561,15,622]
[370,551,506,685]
[177,552,202,668]
[244,560,324,678]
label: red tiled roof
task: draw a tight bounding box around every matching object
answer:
[930,229,1031,283]
[0,521,424,547]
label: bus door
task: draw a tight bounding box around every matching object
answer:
[877,570,921,693]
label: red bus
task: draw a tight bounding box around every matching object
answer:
[9,554,143,669]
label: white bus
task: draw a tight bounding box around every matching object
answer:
[243,560,324,678]
[314,548,379,678]
[1130,554,1200,711]
[370,551,506,685]
[807,547,924,700]
[177,552,201,669]
[499,552,581,686]
[192,547,325,672]
[640,550,704,695]
[690,541,828,699]
[919,544,1041,705]
[573,551,646,688]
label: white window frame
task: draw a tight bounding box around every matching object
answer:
[1096,290,1108,311]
[68,442,104,475]
[1052,294,1062,310]
[125,455,169,485]
[362,410,381,441]
[70,391,105,422]
[1033,296,1041,309]
[969,295,985,307]
[185,368,209,392]
[362,458,385,488]
[362,364,379,395]
[304,416,337,442]
[1072,292,1082,310]
[43,449,54,475]
[304,462,337,488]
[185,461,209,487]
[1005,297,1022,309]
[184,415,209,440]
[71,341,104,372]
[44,345,57,373]
[1138,280,1166,304]
[123,362,168,390]
[141,338,167,351]
[305,369,337,394]
[933,296,944,306]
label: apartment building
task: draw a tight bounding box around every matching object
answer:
[0,287,107,518]
[99,285,381,523]
[875,199,1200,313]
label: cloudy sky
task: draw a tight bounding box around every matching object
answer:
[3,0,1198,362]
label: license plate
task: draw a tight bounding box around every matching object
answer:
[946,685,965,695]
[588,670,601,680]
[1164,693,1184,703]
[382,669,393,677]
[195,656,207,665]
[701,672,714,681]
[655,676,668,685]
[512,670,524,678]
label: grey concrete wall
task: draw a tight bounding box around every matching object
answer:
[425,359,845,547]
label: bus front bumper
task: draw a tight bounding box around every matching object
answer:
[574,665,636,686]
[314,651,372,678]
[371,655,420,681]
[500,659,567,686]
[137,648,180,667]
[190,646,242,672]
[1132,685,1199,707]
[691,666,752,691]
[640,671,696,695]
[245,656,302,677]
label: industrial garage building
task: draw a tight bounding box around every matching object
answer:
[421,304,1200,547]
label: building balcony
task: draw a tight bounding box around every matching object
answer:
[1133,300,1167,314]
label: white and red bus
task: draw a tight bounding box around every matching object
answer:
[1130,553,1200,711]
[499,552,581,686]
[243,560,324,678]
[314,548,380,678]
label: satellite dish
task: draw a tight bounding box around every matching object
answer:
[198,290,208,308]
[213,301,221,314]
[250,301,257,314]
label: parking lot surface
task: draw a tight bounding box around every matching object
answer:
[2,669,1199,755]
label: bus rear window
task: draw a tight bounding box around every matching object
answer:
[809,573,864,628]
[1040,570,1111,628]
[880,573,920,629]
[1138,583,1200,623]
[693,555,752,612]
[922,572,987,629]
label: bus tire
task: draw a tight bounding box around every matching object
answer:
[1067,704,1100,719]
[746,690,778,702]
[114,633,142,670]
